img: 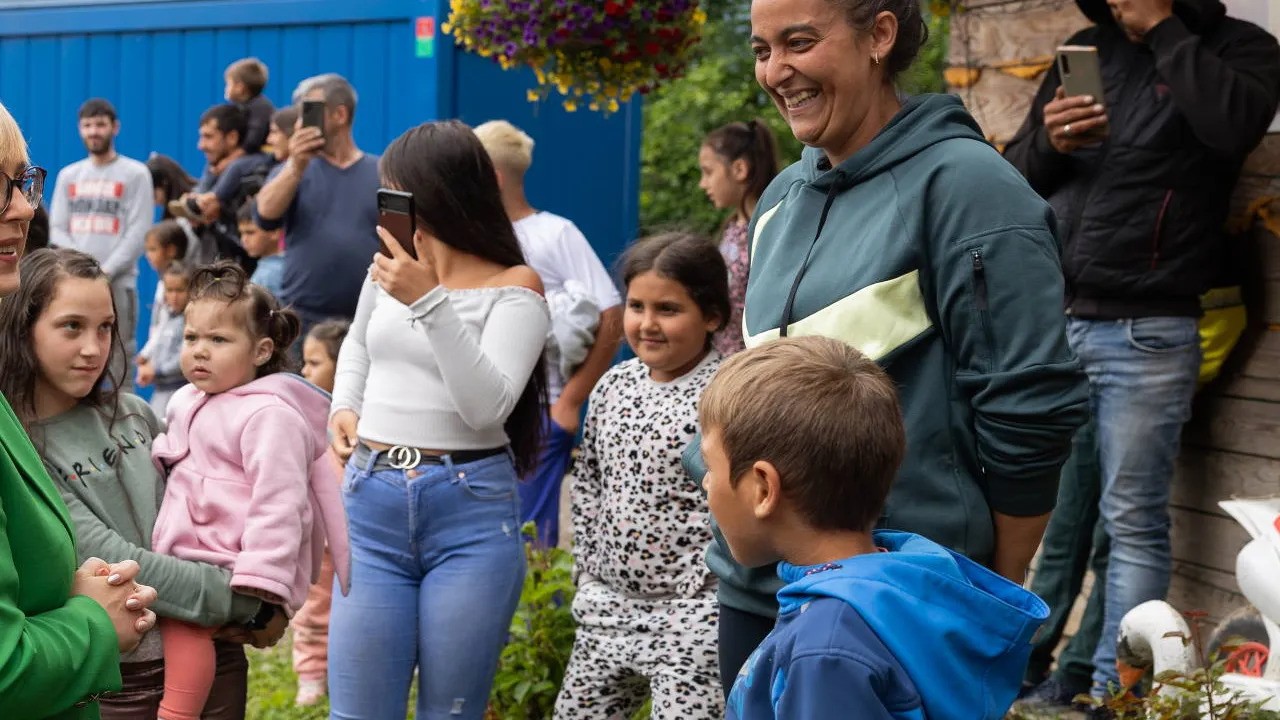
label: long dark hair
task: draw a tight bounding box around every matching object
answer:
[380,120,547,476]
[0,248,124,433]
[187,261,301,377]
[147,153,196,215]
[703,119,780,222]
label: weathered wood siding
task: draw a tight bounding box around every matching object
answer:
[948,4,1280,624]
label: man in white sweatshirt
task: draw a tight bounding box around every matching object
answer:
[49,98,154,392]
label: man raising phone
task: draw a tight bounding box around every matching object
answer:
[254,74,379,347]
[1005,0,1280,708]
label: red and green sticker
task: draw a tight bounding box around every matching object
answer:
[416,17,435,58]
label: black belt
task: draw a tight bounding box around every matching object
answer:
[353,443,507,471]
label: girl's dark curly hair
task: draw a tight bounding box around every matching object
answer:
[188,261,300,376]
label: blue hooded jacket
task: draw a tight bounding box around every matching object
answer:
[727,531,1049,719]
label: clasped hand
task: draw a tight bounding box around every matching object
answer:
[72,558,158,653]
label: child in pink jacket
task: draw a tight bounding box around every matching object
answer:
[150,263,350,720]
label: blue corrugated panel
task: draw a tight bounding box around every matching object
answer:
[0,0,641,365]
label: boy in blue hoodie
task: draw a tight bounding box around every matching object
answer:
[700,336,1050,719]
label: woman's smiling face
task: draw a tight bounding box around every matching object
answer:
[750,0,889,163]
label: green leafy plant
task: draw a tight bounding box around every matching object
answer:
[487,525,579,719]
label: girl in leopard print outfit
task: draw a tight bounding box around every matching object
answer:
[555,232,730,720]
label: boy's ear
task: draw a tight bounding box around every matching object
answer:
[749,460,783,520]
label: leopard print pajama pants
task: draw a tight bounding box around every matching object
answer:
[553,581,722,720]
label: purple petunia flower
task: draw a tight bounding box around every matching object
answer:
[504,42,518,55]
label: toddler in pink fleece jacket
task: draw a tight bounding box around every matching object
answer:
[150,263,350,720]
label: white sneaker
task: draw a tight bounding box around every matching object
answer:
[295,677,327,706]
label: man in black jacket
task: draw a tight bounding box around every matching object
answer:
[1005,0,1280,703]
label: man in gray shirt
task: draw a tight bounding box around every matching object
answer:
[49,98,154,392]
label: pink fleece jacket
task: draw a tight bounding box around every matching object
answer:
[151,374,350,613]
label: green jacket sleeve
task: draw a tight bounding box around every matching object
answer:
[57,488,258,627]
[932,219,1089,516]
[0,503,121,717]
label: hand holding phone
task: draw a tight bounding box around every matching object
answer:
[371,224,439,307]
[1044,46,1109,154]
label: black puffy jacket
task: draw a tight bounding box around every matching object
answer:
[1005,0,1280,318]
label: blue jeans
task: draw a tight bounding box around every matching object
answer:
[1025,419,1108,688]
[1066,317,1199,694]
[328,449,527,720]
[518,415,576,546]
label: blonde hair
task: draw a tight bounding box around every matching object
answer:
[699,336,906,533]
[225,57,269,96]
[0,101,29,168]
[473,120,534,176]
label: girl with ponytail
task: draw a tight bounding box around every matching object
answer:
[698,119,779,355]
[149,261,350,720]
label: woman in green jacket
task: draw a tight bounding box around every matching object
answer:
[0,102,160,719]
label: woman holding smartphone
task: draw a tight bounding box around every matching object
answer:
[326,120,548,720]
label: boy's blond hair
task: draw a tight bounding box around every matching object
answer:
[225,57,269,97]
[699,336,905,533]
[0,101,27,166]
[473,120,534,176]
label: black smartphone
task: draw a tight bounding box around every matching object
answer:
[301,99,326,137]
[377,189,416,259]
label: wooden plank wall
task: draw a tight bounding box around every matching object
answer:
[948,7,1280,624]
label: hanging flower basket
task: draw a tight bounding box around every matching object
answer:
[444,0,707,114]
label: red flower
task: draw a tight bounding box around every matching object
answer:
[605,0,624,16]
[644,41,660,55]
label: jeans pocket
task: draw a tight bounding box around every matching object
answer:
[1126,317,1199,354]
[456,455,517,501]
[341,462,363,494]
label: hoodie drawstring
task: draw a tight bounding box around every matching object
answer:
[778,181,841,337]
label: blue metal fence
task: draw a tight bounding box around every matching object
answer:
[0,0,641,362]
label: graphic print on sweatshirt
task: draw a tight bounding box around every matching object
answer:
[67,179,126,236]
[44,426,152,485]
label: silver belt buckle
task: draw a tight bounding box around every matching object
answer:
[388,445,422,470]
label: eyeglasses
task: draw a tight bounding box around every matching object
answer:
[2,166,46,216]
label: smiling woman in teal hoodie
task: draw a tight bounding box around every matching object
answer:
[686,0,1091,689]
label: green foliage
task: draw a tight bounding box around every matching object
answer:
[638,1,949,234]
[487,525,579,720]
[245,638,338,720]
[1087,661,1280,720]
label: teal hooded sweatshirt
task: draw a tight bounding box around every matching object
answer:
[685,94,1090,618]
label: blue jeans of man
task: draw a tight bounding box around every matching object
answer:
[328,449,527,720]
[1065,317,1199,695]
[1025,418,1108,688]
[518,414,576,546]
